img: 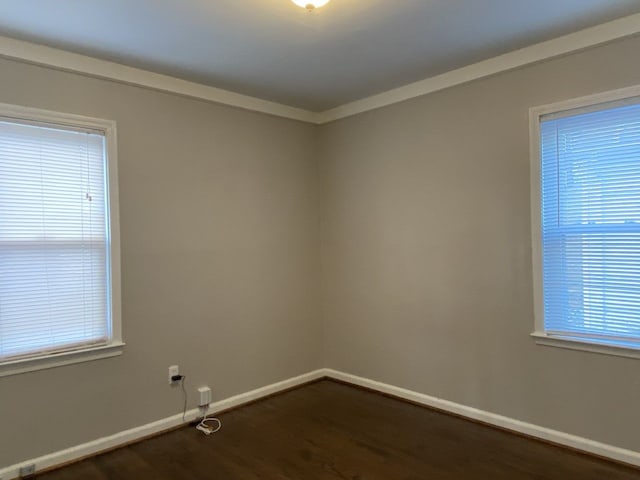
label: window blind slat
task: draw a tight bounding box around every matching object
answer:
[540,101,640,346]
[0,120,110,361]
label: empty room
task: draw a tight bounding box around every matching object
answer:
[2,1,640,478]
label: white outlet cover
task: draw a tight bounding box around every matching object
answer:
[168,365,180,384]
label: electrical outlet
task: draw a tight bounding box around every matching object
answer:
[168,365,179,384]
[19,464,36,477]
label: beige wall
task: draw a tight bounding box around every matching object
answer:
[319,35,640,452]
[3,33,640,468]
[0,58,322,466]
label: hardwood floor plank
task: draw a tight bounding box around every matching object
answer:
[35,380,640,479]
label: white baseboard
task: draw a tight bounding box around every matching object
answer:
[0,369,325,480]
[3,367,638,479]
[323,369,640,468]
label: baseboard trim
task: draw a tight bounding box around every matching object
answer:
[0,369,326,480]
[323,369,640,468]
[3,368,639,478]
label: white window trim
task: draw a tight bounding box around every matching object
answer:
[529,84,640,359]
[0,103,123,377]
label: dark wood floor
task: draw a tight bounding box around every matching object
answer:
[36,380,639,479]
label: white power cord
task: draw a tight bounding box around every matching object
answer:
[177,375,221,435]
[196,406,222,435]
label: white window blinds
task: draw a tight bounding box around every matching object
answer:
[540,100,640,348]
[0,118,111,361]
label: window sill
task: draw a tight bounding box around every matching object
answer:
[0,342,125,377]
[531,332,640,359]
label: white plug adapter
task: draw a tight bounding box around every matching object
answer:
[198,386,212,407]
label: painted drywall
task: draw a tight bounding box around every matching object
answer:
[318,34,640,452]
[3,31,640,470]
[0,57,322,467]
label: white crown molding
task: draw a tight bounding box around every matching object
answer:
[324,369,640,468]
[0,14,639,125]
[315,13,640,123]
[0,369,326,480]
[0,35,317,124]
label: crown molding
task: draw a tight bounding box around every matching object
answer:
[315,12,640,124]
[1,12,639,125]
[0,35,317,124]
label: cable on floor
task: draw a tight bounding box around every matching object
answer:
[196,406,222,435]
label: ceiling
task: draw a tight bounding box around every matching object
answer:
[0,1,639,112]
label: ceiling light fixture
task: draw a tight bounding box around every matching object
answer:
[291,0,330,11]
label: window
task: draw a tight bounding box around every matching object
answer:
[530,86,640,358]
[0,104,122,376]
